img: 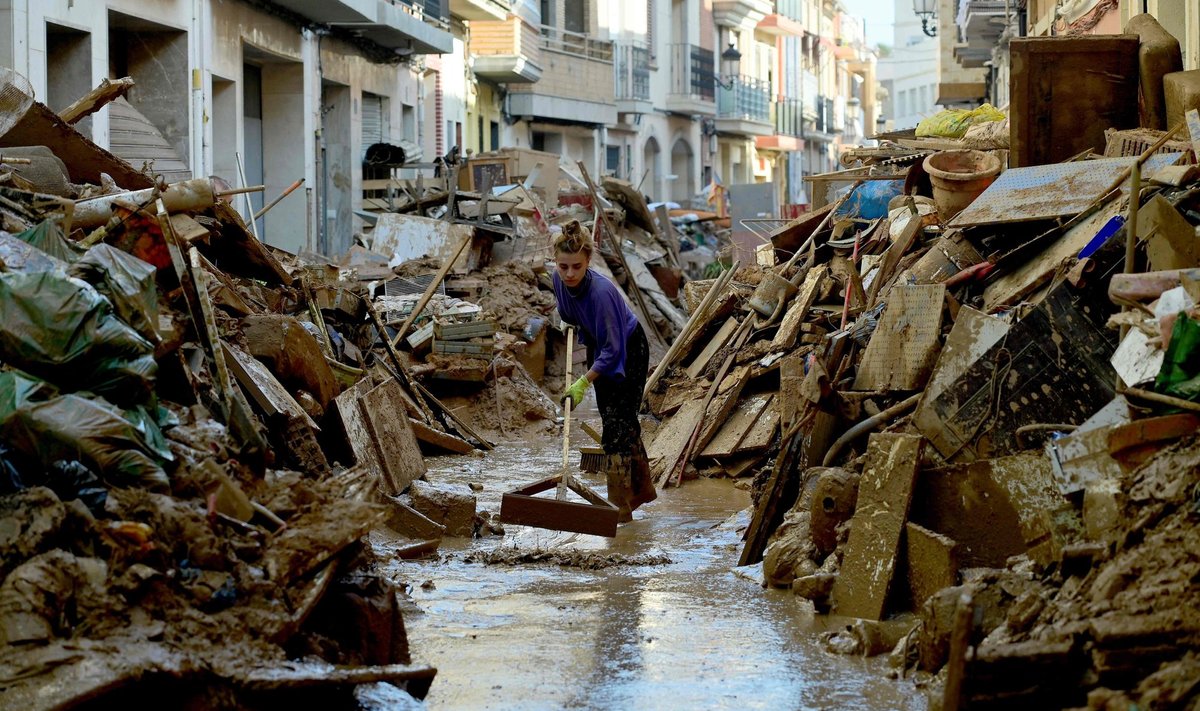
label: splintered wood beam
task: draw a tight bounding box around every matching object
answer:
[58,76,135,124]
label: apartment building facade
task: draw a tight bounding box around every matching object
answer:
[0,0,459,256]
[463,0,879,211]
[0,0,881,259]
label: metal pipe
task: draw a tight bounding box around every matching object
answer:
[215,184,264,197]
[822,393,921,466]
[254,178,305,220]
[73,178,214,229]
[235,152,259,240]
[1119,385,1200,414]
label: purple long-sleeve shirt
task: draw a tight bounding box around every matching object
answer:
[553,269,640,380]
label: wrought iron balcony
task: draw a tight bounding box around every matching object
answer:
[614,42,651,102]
[813,94,842,133]
[773,98,803,137]
[668,43,716,108]
[717,75,770,123]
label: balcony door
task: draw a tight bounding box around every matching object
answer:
[564,0,587,33]
[671,0,686,45]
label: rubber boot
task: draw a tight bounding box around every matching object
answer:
[629,442,657,510]
[604,454,634,523]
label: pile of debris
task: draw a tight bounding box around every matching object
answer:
[0,76,502,707]
[0,64,711,706]
[644,18,1200,709]
[348,147,705,437]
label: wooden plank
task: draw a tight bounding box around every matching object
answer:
[685,316,737,379]
[650,377,708,418]
[772,265,829,350]
[701,392,773,457]
[434,320,496,340]
[663,318,755,486]
[334,379,383,478]
[647,398,705,465]
[738,396,780,452]
[169,213,211,244]
[235,661,437,691]
[410,417,473,454]
[831,433,924,620]
[695,366,752,450]
[1010,36,1139,167]
[867,214,924,307]
[913,307,1010,443]
[906,522,960,609]
[739,422,803,566]
[723,451,766,477]
[778,352,806,433]
[222,341,318,430]
[59,76,135,124]
[854,283,946,391]
[941,591,974,711]
[983,199,1123,310]
[1188,109,1200,159]
[359,380,428,495]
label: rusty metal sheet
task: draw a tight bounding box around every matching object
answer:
[948,153,1183,228]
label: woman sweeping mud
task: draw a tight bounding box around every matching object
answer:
[552,221,657,522]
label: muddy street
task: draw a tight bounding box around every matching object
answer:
[374,405,926,710]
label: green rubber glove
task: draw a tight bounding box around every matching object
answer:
[564,375,590,409]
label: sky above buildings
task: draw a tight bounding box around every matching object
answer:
[841,0,897,47]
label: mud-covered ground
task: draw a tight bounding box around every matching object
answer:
[372,400,928,711]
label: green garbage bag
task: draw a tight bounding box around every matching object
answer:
[0,231,69,273]
[0,370,56,423]
[1154,312,1200,400]
[123,404,175,463]
[0,394,169,492]
[14,219,83,263]
[69,243,160,345]
[0,270,156,405]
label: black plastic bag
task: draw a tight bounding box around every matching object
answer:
[45,460,108,516]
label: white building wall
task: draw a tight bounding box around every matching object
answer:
[0,0,431,257]
[878,0,939,129]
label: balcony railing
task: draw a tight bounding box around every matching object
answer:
[717,75,770,122]
[668,43,715,103]
[775,0,804,22]
[399,0,449,27]
[614,42,651,101]
[814,95,841,133]
[773,98,803,137]
[538,24,613,61]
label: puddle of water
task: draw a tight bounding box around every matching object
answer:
[374,408,928,711]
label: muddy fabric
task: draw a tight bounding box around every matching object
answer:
[589,323,648,455]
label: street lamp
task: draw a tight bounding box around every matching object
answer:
[715,42,741,90]
[913,0,937,37]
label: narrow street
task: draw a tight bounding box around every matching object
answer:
[375,404,926,710]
